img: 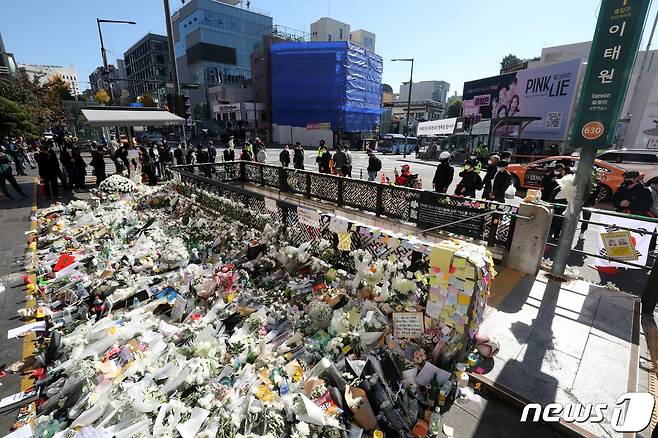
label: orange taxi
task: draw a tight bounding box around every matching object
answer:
[507,155,634,201]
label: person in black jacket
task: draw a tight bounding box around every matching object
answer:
[613,170,653,216]
[293,142,304,169]
[455,160,482,198]
[90,144,106,186]
[481,154,500,199]
[432,151,454,193]
[72,146,87,190]
[316,141,331,173]
[59,145,76,189]
[207,141,217,163]
[223,143,235,162]
[541,163,565,202]
[489,161,512,202]
[36,145,61,199]
[366,149,382,181]
[279,144,291,167]
[174,145,185,165]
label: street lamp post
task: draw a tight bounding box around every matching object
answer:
[391,58,414,158]
[96,18,136,105]
[96,18,136,144]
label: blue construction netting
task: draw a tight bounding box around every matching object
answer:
[270,41,383,132]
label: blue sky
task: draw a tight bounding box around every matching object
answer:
[3,0,658,95]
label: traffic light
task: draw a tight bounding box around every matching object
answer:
[164,93,176,113]
[181,93,193,127]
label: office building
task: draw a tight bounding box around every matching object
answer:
[310,17,350,43]
[123,33,170,99]
[350,29,375,52]
[248,26,308,138]
[0,32,18,77]
[398,80,450,104]
[18,64,81,95]
[89,64,124,103]
[171,0,273,113]
[310,17,376,51]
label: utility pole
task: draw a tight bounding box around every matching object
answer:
[163,0,186,143]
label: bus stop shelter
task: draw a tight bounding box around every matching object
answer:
[79,107,185,146]
[486,116,541,153]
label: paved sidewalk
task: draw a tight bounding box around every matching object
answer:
[0,174,36,432]
[481,270,641,436]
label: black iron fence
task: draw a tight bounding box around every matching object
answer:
[172,161,518,249]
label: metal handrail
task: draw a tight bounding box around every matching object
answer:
[171,161,520,248]
[545,241,652,270]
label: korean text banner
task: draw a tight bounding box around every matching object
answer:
[461,59,582,141]
[416,118,458,136]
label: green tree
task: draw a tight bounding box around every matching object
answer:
[500,54,523,69]
[447,96,462,118]
[94,89,111,104]
[48,75,74,101]
[138,93,157,107]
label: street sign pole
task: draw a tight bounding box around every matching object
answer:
[552,0,651,278]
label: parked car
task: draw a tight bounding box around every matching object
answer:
[596,149,658,180]
[507,155,635,201]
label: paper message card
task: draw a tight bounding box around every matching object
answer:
[392,312,425,339]
[337,232,352,251]
[298,208,320,227]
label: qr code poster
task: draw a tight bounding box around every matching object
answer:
[545,112,563,129]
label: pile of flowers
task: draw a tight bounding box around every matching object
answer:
[98,174,137,193]
[15,181,492,438]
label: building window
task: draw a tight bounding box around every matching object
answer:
[339,28,343,39]
[328,34,332,41]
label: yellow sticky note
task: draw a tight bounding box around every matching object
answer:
[457,294,470,305]
[337,232,352,251]
[464,280,475,291]
[429,275,439,286]
[442,272,450,282]
[454,258,466,269]
[429,246,455,273]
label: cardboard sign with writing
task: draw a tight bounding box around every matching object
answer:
[392,312,425,339]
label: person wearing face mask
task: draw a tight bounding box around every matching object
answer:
[541,163,564,202]
[613,170,653,216]
[489,160,512,202]
[482,155,500,199]
[432,151,454,193]
[455,160,483,198]
[464,153,482,173]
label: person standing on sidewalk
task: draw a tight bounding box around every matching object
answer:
[432,151,454,193]
[455,160,483,198]
[0,147,28,199]
[7,138,26,176]
[279,144,291,167]
[343,147,352,177]
[316,140,331,173]
[59,145,76,190]
[174,143,186,165]
[36,145,60,199]
[489,160,512,202]
[256,144,267,163]
[90,144,107,186]
[223,142,235,162]
[207,141,217,163]
[481,154,500,199]
[613,170,653,216]
[366,149,381,181]
[332,146,346,176]
[293,142,304,170]
[72,146,87,190]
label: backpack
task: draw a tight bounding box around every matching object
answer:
[371,156,382,172]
